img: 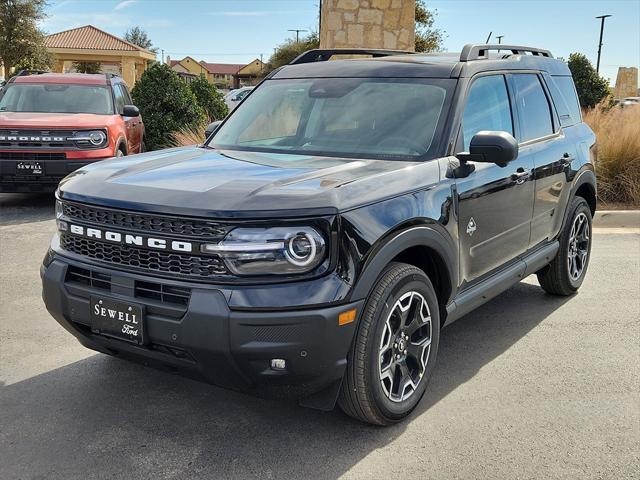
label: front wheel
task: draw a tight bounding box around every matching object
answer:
[338,262,440,425]
[537,196,592,295]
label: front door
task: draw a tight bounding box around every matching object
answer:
[454,74,535,286]
[117,84,141,153]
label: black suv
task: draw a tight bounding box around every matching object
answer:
[42,45,596,425]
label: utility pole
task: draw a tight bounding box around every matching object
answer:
[496,35,504,53]
[161,49,164,64]
[288,29,308,42]
[595,14,612,73]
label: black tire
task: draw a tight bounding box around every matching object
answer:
[338,262,440,425]
[537,196,593,296]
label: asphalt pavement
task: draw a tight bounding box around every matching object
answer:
[1,192,638,480]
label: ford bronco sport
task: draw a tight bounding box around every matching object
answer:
[41,45,596,425]
[0,71,144,192]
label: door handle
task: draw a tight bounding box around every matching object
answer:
[511,168,530,185]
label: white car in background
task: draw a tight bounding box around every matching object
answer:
[224,86,253,111]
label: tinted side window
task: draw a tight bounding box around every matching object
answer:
[462,75,513,151]
[119,84,133,105]
[511,74,553,141]
[551,76,581,126]
[113,85,125,114]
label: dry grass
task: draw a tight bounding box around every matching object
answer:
[168,122,208,148]
[583,104,640,206]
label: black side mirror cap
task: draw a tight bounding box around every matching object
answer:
[122,105,140,117]
[456,130,518,168]
[204,120,223,139]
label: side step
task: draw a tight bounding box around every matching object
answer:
[444,241,559,326]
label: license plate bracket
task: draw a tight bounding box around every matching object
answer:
[90,295,145,344]
[16,161,43,176]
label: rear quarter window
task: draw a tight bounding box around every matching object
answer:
[548,76,582,127]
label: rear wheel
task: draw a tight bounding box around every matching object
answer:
[338,262,440,425]
[537,196,592,295]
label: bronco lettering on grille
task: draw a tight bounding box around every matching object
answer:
[66,224,194,253]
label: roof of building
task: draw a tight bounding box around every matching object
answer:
[199,62,245,75]
[14,73,108,85]
[45,25,153,55]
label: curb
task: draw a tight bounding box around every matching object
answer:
[593,210,640,229]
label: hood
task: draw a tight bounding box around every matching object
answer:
[0,112,115,129]
[59,146,442,218]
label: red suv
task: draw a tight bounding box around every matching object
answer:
[0,71,144,192]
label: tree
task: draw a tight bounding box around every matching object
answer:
[267,32,319,72]
[415,1,444,52]
[567,53,611,108]
[124,26,158,54]
[189,76,228,121]
[131,63,206,150]
[72,61,101,74]
[0,0,51,75]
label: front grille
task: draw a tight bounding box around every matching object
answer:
[62,202,229,240]
[65,265,192,307]
[60,233,228,278]
[0,152,67,161]
[0,129,76,148]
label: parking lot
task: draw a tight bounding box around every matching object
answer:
[1,192,638,480]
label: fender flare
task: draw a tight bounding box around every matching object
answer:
[115,136,127,155]
[562,167,596,229]
[350,225,457,304]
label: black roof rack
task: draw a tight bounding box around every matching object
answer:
[290,48,415,65]
[460,44,553,61]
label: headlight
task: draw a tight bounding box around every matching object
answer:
[202,226,326,276]
[68,130,108,148]
[55,199,64,219]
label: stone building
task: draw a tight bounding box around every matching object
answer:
[44,25,156,87]
[613,67,639,99]
[320,0,416,51]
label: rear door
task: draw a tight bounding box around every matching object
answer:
[454,74,535,285]
[508,73,575,246]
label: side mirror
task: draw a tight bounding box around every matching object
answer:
[122,105,140,117]
[456,131,518,168]
[204,120,222,139]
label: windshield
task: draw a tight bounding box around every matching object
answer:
[209,78,454,160]
[0,83,114,115]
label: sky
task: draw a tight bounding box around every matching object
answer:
[42,0,639,84]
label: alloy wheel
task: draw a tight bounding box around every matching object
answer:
[567,212,590,281]
[378,291,432,403]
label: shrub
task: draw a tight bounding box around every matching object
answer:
[131,63,206,150]
[189,76,228,121]
[583,104,640,206]
[568,53,611,109]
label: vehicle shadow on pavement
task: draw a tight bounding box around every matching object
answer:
[0,193,55,226]
[0,282,570,479]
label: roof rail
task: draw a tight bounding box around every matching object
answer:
[460,44,553,62]
[290,48,414,65]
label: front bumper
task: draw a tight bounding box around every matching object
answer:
[0,155,109,192]
[41,255,362,405]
